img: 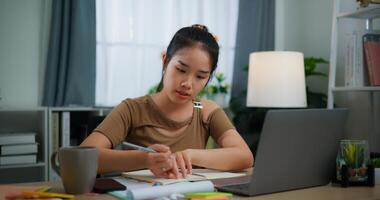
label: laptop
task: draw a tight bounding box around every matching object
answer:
[217,108,348,196]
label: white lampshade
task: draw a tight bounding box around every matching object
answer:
[246,51,307,108]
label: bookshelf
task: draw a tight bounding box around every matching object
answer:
[47,107,111,181]
[337,6,380,19]
[0,107,48,183]
[332,86,380,92]
[0,106,112,183]
[328,1,380,109]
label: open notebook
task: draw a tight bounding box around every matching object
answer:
[122,169,246,185]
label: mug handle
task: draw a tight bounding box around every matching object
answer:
[51,151,61,176]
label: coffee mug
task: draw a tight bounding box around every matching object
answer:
[51,146,98,194]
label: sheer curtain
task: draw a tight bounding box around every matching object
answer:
[96,0,239,106]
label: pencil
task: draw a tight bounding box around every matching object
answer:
[21,191,74,199]
[122,142,157,153]
[35,186,51,192]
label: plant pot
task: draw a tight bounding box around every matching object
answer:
[346,167,367,182]
[209,93,227,108]
[376,168,380,185]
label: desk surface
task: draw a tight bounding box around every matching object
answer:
[1,181,379,200]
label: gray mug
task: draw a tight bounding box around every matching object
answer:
[51,146,98,194]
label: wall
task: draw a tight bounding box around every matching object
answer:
[0,0,50,107]
[275,0,380,152]
[275,0,333,95]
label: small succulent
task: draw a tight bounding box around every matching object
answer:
[342,143,364,168]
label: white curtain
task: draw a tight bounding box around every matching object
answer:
[96,0,239,106]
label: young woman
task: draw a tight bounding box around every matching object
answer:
[81,24,253,179]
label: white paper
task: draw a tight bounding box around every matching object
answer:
[126,180,214,200]
[122,169,205,185]
[122,169,246,185]
[110,177,153,199]
[192,169,246,179]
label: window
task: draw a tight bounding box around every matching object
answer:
[96,0,239,106]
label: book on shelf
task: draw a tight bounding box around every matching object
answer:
[49,112,61,181]
[122,169,245,185]
[60,112,70,147]
[0,143,38,155]
[363,33,380,86]
[0,154,37,165]
[345,31,366,87]
[0,133,36,145]
[52,112,59,153]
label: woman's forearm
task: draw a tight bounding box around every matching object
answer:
[93,147,149,174]
[189,147,253,171]
[80,132,150,173]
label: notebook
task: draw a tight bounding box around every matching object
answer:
[122,169,245,185]
[110,178,215,200]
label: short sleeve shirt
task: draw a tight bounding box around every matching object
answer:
[94,95,235,152]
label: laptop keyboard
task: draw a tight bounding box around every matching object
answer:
[223,183,250,190]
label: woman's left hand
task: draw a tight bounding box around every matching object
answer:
[168,149,193,179]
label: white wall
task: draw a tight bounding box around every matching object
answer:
[275,0,333,95]
[275,0,380,152]
[0,0,50,107]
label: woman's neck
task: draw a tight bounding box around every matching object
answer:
[150,92,193,121]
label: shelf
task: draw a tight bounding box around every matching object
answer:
[337,6,380,19]
[49,107,100,111]
[0,107,46,111]
[0,162,46,169]
[332,86,380,92]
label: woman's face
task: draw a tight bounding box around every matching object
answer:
[162,47,212,104]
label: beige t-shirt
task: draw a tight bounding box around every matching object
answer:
[94,95,235,152]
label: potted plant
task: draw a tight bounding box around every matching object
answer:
[304,57,328,108]
[369,157,380,184]
[204,72,230,107]
[337,140,369,182]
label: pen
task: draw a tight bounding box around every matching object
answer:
[122,142,157,153]
[21,191,74,199]
[35,186,52,192]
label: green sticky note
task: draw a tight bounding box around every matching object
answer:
[185,192,232,198]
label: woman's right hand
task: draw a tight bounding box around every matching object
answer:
[147,144,173,178]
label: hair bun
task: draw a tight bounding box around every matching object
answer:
[191,24,218,42]
[191,24,209,32]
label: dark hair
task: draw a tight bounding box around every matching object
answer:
[156,24,219,92]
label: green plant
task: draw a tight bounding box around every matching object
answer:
[342,143,365,168]
[369,158,380,168]
[205,72,230,96]
[304,57,329,108]
[304,57,328,77]
[147,84,159,95]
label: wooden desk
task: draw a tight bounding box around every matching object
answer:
[1,181,379,200]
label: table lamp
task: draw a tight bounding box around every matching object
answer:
[246,51,307,108]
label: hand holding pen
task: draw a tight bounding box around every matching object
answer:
[123,142,174,178]
[122,142,192,179]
